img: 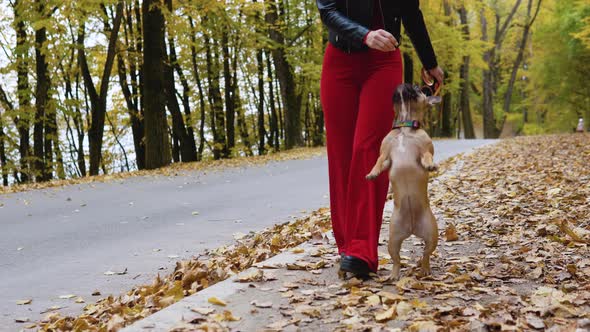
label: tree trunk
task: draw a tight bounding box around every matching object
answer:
[439,1,453,138]
[481,1,522,138]
[117,51,145,170]
[164,44,196,162]
[503,0,541,116]
[236,98,253,156]
[257,48,266,155]
[203,18,226,159]
[143,0,171,169]
[164,0,196,162]
[74,75,87,176]
[266,52,280,150]
[266,0,302,149]
[34,0,51,182]
[79,1,124,175]
[458,5,475,139]
[480,9,497,139]
[440,92,453,137]
[221,27,236,154]
[0,110,8,186]
[168,28,197,161]
[312,93,324,147]
[14,0,31,182]
[254,2,266,155]
[188,16,207,161]
[119,4,145,170]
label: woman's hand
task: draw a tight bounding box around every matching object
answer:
[427,66,444,86]
[365,30,398,52]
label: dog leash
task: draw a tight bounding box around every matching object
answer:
[420,68,442,97]
[420,68,444,127]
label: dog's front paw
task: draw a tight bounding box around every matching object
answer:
[390,266,401,281]
[366,173,378,180]
[419,266,432,277]
[424,164,439,172]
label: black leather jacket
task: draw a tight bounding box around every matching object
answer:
[316,0,438,70]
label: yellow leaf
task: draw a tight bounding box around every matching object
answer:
[408,321,438,332]
[375,305,396,322]
[559,221,587,243]
[445,223,459,241]
[366,295,381,306]
[378,291,405,304]
[396,301,413,318]
[208,297,227,306]
[213,310,240,322]
[291,247,305,254]
[453,273,471,283]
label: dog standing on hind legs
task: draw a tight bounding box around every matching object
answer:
[366,83,441,280]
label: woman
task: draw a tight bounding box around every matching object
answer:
[316,0,444,277]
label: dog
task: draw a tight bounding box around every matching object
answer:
[366,83,441,280]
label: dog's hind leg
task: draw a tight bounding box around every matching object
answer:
[388,210,411,280]
[418,211,438,276]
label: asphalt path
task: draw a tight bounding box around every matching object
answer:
[0,139,495,330]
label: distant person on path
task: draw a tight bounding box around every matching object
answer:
[316,0,444,277]
[577,118,585,133]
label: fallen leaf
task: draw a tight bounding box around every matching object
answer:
[237,269,264,283]
[559,220,587,243]
[208,297,227,306]
[526,314,545,329]
[396,301,413,318]
[375,305,396,322]
[16,299,32,305]
[250,300,272,308]
[445,223,459,241]
[191,307,215,315]
[408,321,438,332]
[104,268,127,276]
[213,310,240,322]
[40,305,63,314]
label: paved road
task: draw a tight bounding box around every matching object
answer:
[0,139,495,330]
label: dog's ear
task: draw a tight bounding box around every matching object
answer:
[427,96,442,105]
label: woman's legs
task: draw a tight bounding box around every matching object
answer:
[345,50,403,271]
[320,44,363,255]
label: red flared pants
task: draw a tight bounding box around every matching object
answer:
[320,43,403,272]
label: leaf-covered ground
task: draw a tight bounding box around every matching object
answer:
[169,134,590,331]
[0,147,325,195]
[36,134,590,331]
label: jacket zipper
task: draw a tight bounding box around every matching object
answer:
[378,0,385,30]
[346,0,351,53]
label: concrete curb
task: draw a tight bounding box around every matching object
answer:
[122,233,332,331]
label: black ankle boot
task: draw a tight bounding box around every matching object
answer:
[340,255,372,278]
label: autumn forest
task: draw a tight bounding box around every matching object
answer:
[0,0,588,187]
